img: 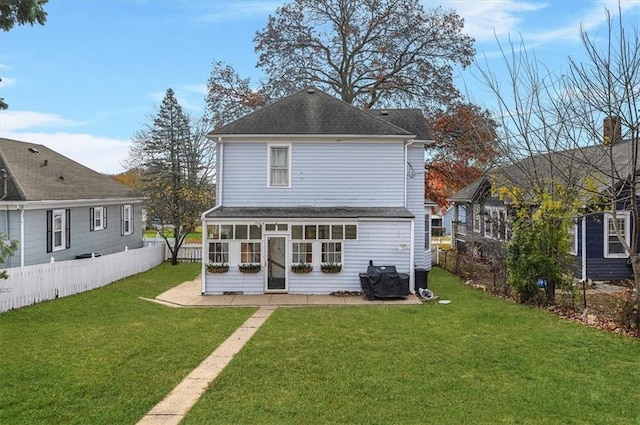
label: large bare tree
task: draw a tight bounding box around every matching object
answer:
[206,0,475,127]
[477,5,640,308]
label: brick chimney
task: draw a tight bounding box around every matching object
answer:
[604,116,622,145]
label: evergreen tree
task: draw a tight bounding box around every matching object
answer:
[129,89,216,265]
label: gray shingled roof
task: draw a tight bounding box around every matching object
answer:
[0,137,140,202]
[366,109,433,141]
[449,139,637,204]
[205,206,414,219]
[210,87,414,137]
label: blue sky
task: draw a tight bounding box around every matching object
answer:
[1,0,639,174]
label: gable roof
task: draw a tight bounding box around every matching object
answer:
[449,139,637,204]
[0,137,140,202]
[366,109,433,141]
[209,87,415,138]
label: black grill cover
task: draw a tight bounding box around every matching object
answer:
[359,263,410,299]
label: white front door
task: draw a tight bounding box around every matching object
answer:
[266,235,287,292]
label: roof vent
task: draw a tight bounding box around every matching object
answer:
[380,110,389,115]
[307,87,315,94]
[43,159,48,166]
[28,147,39,154]
[59,175,64,180]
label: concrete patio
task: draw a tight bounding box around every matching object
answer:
[151,277,422,307]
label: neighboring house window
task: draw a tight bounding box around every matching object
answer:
[292,242,312,263]
[473,205,482,233]
[425,211,431,250]
[568,220,578,255]
[604,211,630,258]
[121,205,133,236]
[241,242,261,264]
[322,242,342,264]
[485,207,508,240]
[46,209,70,253]
[268,144,291,187]
[90,207,107,231]
[456,206,466,236]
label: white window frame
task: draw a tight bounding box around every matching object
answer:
[604,211,630,258]
[321,242,342,264]
[291,241,313,264]
[122,204,132,236]
[473,205,482,233]
[267,144,291,188]
[568,221,578,256]
[208,242,229,264]
[52,209,65,252]
[93,207,105,231]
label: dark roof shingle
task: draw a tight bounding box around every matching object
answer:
[0,137,140,202]
[210,87,415,137]
[205,206,414,219]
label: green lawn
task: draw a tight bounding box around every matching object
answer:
[183,268,640,425]
[0,263,256,425]
[3,267,640,424]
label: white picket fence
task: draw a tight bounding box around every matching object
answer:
[0,244,165,313]
[144,237,202,262]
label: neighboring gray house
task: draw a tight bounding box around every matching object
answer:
[0,137,144,267]
[202,87,432,295]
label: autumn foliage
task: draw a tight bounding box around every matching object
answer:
[425,103,500,207]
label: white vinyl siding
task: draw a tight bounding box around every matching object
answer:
[604,211,630,258]
[223,142,405,206]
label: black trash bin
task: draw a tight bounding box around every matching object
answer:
[414,268,429,292]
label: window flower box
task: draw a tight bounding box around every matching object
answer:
[238,263,261,273]
[291,263,313,273]
[206,263,229,273]
[321,263,342,273]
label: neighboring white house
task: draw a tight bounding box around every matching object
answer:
[0,137,144,267]
[201,87,433,295]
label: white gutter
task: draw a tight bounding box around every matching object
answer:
[19,205,24,267]
[200,137,224,294]
[581,216,587,282]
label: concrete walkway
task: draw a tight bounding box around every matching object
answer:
[151,277,421,307]
[137,306,276,425]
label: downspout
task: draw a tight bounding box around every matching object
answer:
[581,215,587,282]
[410,218,415,294]
[200,137,224,294]
[19,205,24,267]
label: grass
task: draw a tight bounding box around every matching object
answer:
[144,229,202,243]
[0,262,256,425]
[183,267,640,425]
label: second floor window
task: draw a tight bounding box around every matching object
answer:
[268,145,290,187]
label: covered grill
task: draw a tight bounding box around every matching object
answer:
[359,261,410,300]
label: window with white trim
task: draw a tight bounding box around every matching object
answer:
[209,242,229,263]
[321,242,342,264]
[473,205,482,233]
[268,145,290,187]
[53,209,65,251]
[241,242,261,264]
[568,221,578,256]
[604,211,630,258]
[91,207,106,231]
[121,205,133,236]
[292,242,313,264]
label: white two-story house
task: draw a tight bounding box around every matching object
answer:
[201,87,432,295]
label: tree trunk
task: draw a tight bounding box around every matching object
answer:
[631,254,640,306]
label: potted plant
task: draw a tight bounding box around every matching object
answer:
[291,263,313,273]
[206,263,229,273]
[238,263,261,273]
[321,263,342,273]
